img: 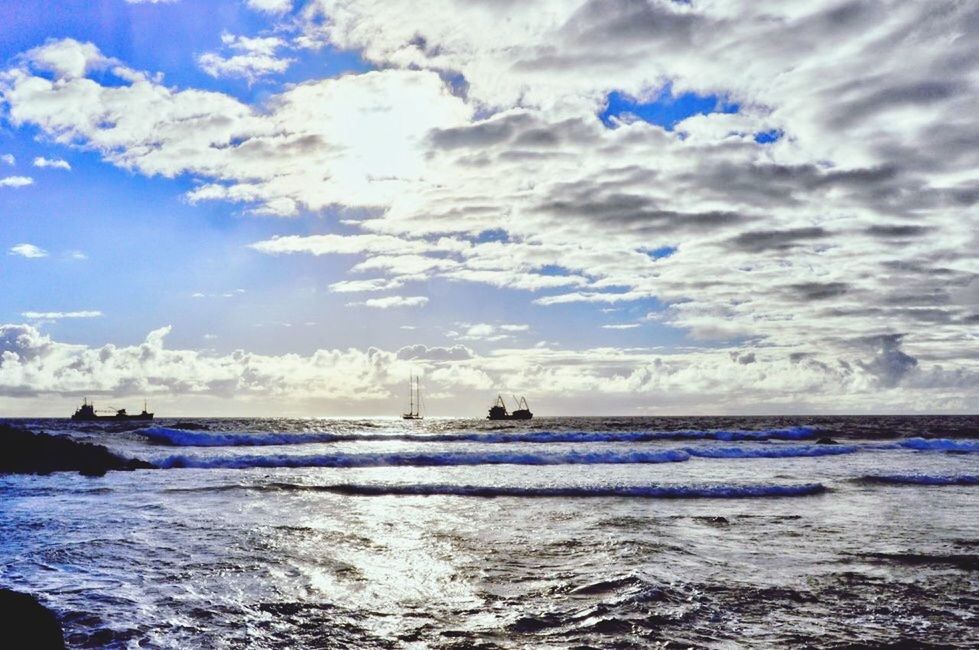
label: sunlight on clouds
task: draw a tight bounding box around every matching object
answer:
[1,3,978,411]
[3,323,975,413]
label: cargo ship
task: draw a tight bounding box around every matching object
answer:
[487,395,532,420]
[71,398,154,421]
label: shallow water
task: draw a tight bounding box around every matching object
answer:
[1,416,977,648]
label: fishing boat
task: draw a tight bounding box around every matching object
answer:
[402,374,423,420]
[487,395,533,420]
[71,398,154,421]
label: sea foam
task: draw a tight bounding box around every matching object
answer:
[265,482,828,499]
[860,474,979,486]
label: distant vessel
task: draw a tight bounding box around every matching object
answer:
[71,398,154,421]
[402,374,423,420]
[487,395,533,420]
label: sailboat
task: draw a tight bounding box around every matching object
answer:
[402,373,423,420]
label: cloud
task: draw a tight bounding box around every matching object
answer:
[3,4,979,406]
[246,0,292,14]
[2,324,975,412]
[396,344,473,361]
[1,154,14,166]
[449,322,529,342]
[0,176,33,188]
[21,311,102,320]
[602,323,640,330]
[23,38,113,78]
[2,40,471,215]
[9,244,48,258]
[349,295,429,309]
[32,156,71,170]
[198,33,294,83]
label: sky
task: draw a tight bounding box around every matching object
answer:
[0,0,977,417]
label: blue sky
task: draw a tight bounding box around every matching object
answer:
[1,0,976,415]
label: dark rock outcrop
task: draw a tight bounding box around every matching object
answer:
[0,589,66,649]
[0,424,154,476]
[815,436,839,445]
[171,421,210,430]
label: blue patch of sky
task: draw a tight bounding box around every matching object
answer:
[754,129,783,144]
[473,228,510,244]
[0,0,370,105]
[646,245,677,260]
[599,84,740,131]
[536,264,575,277]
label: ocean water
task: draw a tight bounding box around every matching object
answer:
[1,415,978,648]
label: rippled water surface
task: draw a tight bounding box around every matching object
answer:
[2,416,978,648]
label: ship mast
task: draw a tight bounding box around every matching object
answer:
[409,372,414,416]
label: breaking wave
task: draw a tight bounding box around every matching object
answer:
[154,442,858,470]
[859,474,979,486]
[685,444,858,459]
[155,448,692,469]
[898,438,979,453]
[138,425,816,447]
[264,482,828,499]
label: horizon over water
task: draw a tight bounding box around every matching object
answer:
[1,414,978,647]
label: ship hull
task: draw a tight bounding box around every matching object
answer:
[70,414,154,422]
[487,412,533,421]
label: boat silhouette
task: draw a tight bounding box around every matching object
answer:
[71,398,154,421]
[487,395,533,420]
[402,373,423,420]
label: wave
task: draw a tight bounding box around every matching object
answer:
[154,441,861,470]
[898,438,979,453]
[859,474,979,486]
[138,425,816,447]
[263,481,828,499]
[685,444,858,459]
[139,427,346,447]
[155,448,693,470]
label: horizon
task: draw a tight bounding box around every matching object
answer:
[2,1,978,416]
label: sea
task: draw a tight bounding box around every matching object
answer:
[1,415,978,648]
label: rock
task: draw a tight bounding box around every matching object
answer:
[815,436,839,445]
[0,424,155,476]
[0,589,66,649]
[171,421,210,430]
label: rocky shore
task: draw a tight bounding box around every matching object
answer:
[0,424,153,476]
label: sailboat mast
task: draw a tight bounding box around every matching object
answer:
[415,376,420,417]
[409,372,414,414]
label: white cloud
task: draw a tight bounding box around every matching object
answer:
[21,311,102,320]
[9,243,47,258]
[198,33,294,83]
[1,154,14,166]
[349,295,429,309]
[602,324,640,330]
[246,0,292,14]
[33,156,71,170]
[0,176,34,188]
[449,322,529,342]
[3,40,471,215]
[24,38,113,78]
[3,6,979,409]
[1,324,976,413]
